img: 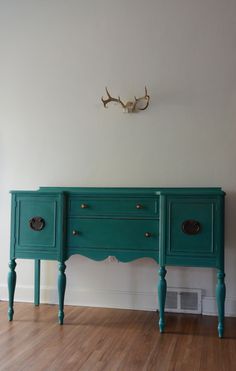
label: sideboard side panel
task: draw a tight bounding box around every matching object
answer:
[215,195,225,270]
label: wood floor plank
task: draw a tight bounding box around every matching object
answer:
[0,302,235,371]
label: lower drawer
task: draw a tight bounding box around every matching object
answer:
[67,218,159,251]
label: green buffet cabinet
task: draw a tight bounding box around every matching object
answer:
[8,187,225,337]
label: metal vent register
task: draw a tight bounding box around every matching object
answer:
[164,288,202,314]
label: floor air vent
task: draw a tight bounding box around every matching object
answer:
[165,288,202,314]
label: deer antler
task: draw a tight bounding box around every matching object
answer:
[101,87,150,112]
[101,87,126,109]
[133,86,150,112]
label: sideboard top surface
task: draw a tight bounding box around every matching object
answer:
[10,187,225,196]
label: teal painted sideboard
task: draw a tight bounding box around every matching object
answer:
[8,187,225,337]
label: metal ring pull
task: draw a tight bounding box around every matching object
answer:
[29,217,45,231]
[136,204,143,209]
[144,232,152,238]
[182,220,201,235]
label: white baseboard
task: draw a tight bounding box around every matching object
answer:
[1,284,236,317]
[202,296,236,317]
[0,285,157,311]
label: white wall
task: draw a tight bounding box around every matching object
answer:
[0,0,236,316]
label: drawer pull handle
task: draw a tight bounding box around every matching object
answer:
[72,230,79,236]
[182,220,200,235]
[81,204,88,209]
[145,232,152,238]
[136,204,143,209]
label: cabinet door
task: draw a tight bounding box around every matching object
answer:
[11,193,65,260]
[162,196,221,267]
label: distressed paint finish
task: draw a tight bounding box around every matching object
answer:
[8,187,225,337]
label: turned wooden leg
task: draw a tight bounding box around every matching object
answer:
[58,262,66,325]
[8,259,17,321]
[34,259,41,306]
[158,266,167,333]
[216,270,226,338]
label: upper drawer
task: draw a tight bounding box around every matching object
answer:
[68,197,159,217]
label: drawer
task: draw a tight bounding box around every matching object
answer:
[165,197,218,260]
[67,218,159,251]
[68,197,158,217]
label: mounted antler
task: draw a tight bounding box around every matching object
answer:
[101,87,126,109]
[101,87,150,113]
[133,86,150,112]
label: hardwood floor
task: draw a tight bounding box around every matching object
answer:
[0,302,235,371]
